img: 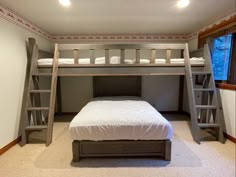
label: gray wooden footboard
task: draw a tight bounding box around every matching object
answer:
[72,140,171,162]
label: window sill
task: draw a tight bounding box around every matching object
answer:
[216,83,236,91]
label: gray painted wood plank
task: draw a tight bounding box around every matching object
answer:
[27,107,49,111]
[150,49,156,64]
[198,123,220,128]
[120,49,125,64]
[105,49,109,64]
[46,44,59,146]
[73,49,79,64]
[58,43,186,50]
[166,49,171,64]
[184,43,200,144]
[25,125,48,130]
[90,49,95,64]
[30,90,51,93]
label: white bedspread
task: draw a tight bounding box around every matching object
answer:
[37,57,205,65]
[69,99,173,141]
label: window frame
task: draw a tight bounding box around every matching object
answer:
[198,15,236,88]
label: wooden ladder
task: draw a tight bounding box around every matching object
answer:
[20,38,59,146]
[184,44,226,144]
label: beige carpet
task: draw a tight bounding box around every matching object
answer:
[0,114,235,177]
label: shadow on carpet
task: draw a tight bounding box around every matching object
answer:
[34,126,202,169]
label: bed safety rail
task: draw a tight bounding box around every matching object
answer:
[56,43,187,66]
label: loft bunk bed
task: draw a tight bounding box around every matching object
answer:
[19,38,226,162]
[37,43,205,76]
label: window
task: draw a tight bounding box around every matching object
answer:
[198,15,236,87]
[211,34,233,81]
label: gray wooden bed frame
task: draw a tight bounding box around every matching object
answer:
[72,140,171,161]
[20,39,225,162]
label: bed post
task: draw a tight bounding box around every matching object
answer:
[90,49,95,64]
[72,141,80,162]
[56,76,62,114]
[164,140,171,161]
[105,49,109,64]
[178,76,184,112]
[136,49,140,64]
[73,49,79,64]
[166,49,171,64]
[120,49,125,64]
[151,49,156,64]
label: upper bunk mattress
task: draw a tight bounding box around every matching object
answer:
[69,98,173,141]
[37,57,205,65]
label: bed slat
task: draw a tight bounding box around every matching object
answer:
[166,49,171,64]
[73,49,79,64]
[105,49,109,64]
[151,49,156,64]
[120,49,125,64]
[90,49,95,64]
[136,49,140,64]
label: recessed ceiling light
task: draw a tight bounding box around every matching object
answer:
[177,0,190,8]
[59,0,71,7]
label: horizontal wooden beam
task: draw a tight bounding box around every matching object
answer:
[58,43,186,50]
[38,66,204,76]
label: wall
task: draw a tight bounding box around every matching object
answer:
[220,89,236,138]
[188,38,198,52]
[187,37,236,138]
[0,18,53,149]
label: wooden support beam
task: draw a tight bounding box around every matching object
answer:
[73,49,79,64]
[178,76,184,111]
[136,49,140,64]
[105,49,109,64]
[56,76,62,113]
[46,44,59,146]
[90,49,95,64]
[166,49,171,64]
[151,49,156,64]
[120,49,125,64]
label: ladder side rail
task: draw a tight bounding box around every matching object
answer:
[46,44,59,146]
[184,43,200,144]
[204,44,220,121]
[204,44,226,143]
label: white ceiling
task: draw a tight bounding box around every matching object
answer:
[0,0,235,35]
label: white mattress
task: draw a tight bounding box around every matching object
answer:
[37,57,205,65]
[69,98,173,141]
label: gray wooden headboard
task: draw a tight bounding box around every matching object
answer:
[93,76,141,97]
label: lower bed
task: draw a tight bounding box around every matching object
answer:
[69,97,173,161]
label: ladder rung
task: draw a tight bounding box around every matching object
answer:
[192,71,211,75]
[25,125,48,131]
[198,123,220,128]
[27,107,49,111]
[32,73,52,76]
[196,105,217,109]
[30,90,51,93]
[194,88,214,92]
